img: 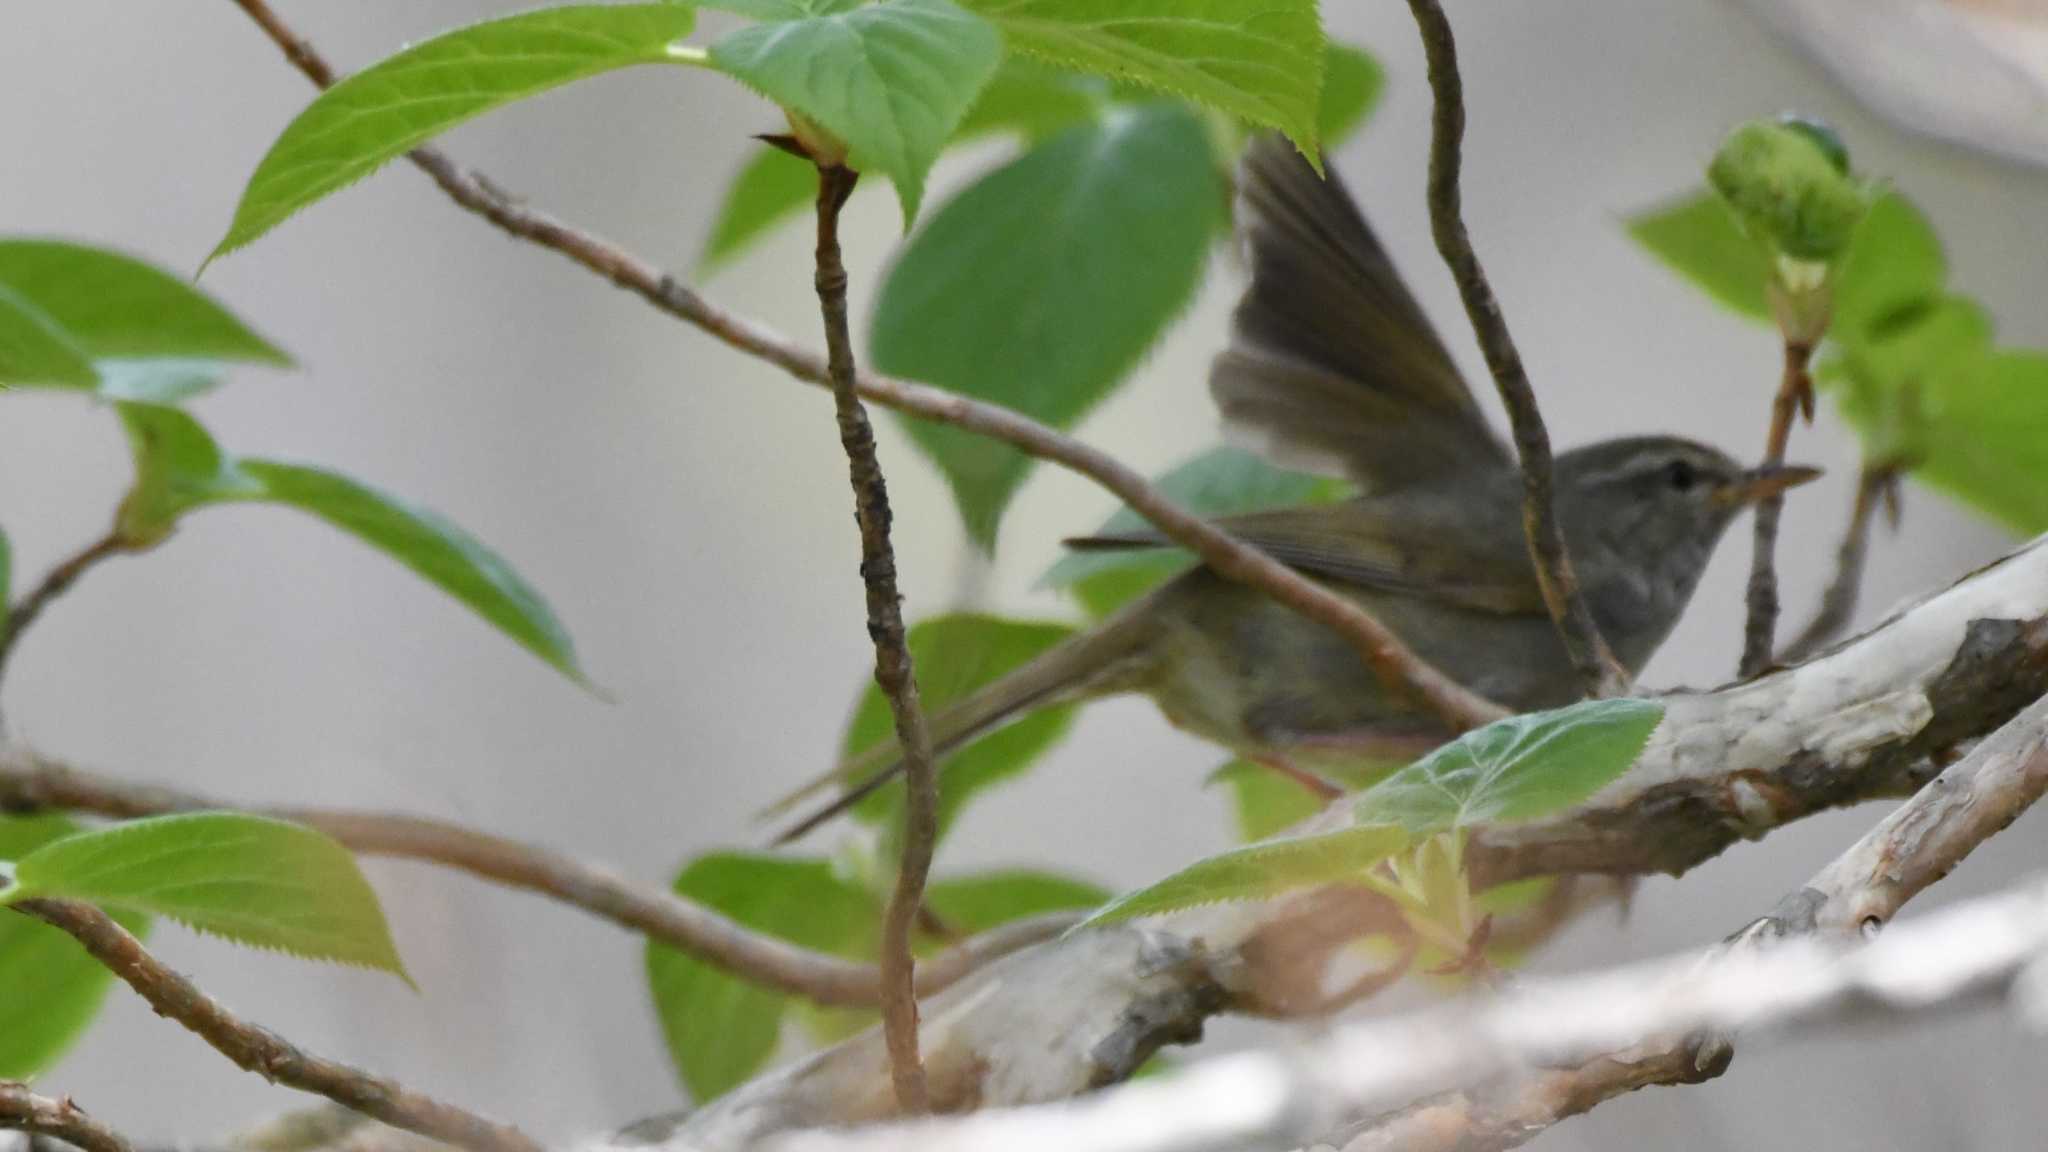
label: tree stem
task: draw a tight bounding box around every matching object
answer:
[1403,0,1627,699]
[0,531,129,694]
[811,162,936,1113]
[1740,338,1815,676]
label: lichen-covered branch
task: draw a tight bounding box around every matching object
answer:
[220,0,1504,735]
[0,753,1069,1007]
[1402,0,1627,698]
[0,1083,132,1152]
[16,901,540,1152]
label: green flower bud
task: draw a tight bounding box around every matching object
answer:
[1708,117,1873,262]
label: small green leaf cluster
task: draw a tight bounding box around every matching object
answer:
[1082,699,1664,977]
[1631,130,2048,535]
[0,240,583,679]
[1706,116,1874,265]
[646,851,1106,1101]
[0,813,408,1077]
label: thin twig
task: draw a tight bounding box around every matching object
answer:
[221,0,1504,735]
[1777,464,1895,663]
[0,532,129,691]
[1740,338,1816,676]
[1401,0,1627,699]
[809,163,935,1113]
[0,754,1070,1006]
[15,901,541,1152]
[0,1084,133,1152]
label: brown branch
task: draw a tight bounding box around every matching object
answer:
[0,1084,132,1152]
[14,901,540,1152]
[0,532,129,692]
[220,0,1503,735]
[1401,0,1627,699]
[1777,463,1896,663]
[0,753,1070,1007]
[1739,338,1817,675]
[808,162,936,1113]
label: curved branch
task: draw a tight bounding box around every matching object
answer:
[1740,338,1818,675]
[1402,0,1626,698]
[1778,463,1895,664]
[0,1084,132,1152]
[0,532,129,693]
[0,754,1071,1007]
[16,901,539,1152]
[219,0,1503,735]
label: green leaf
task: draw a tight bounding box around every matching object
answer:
[1081,823,1408,927]
[1318,43,1383,146]
[646,853,876,1102]
[1627,191,1772,322]
[114,404,582,679]
[0,285,96,388]
[709,0,1002,224]
[0,815,151,1079]
[1039,445,1348,616]
[1353,699,1665,834]
[2,813,406,981]
[958,0,1328,159]
[707,0,868,17]
[1903,350,2048,533]
[1832,192,1945,342]
[211,4,702,261]
[701,146,818,274]
[957,56,1110,141]
[924,868,1108,933]
[1207,760,1327,843]
[845,614,1079,844]
[873,104,1221,546]
[0,241,287,379]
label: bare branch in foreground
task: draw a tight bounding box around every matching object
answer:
[808,161,937,1112]
[14,901,540,1152]
[751,877,2048,1152]
[1778,463,1898,664]
[1402,0,1627,699]
[1740,338,1818,676]
[601,531,2048,1149]
[0,532,129,693]
[0,1084,132,1152]
[220,0,1505,735]
[0,752,1071,1007]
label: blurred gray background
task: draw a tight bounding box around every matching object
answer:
[3,1,2044,1147]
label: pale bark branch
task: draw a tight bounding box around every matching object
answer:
[0,1084,132,1152]
[220,0,1504,735]
[1403,0,1627,698]
[748,876,2048,1152]
[807,161,936,1112]
[15,901,540,1152]
[0,752,1070,1007]
[1740,338,1818,675]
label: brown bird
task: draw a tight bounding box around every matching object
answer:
[766,136,1816,843]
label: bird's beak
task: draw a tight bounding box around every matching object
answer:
[1715,463,1824,507]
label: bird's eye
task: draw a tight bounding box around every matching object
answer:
[1666,459,1698,491]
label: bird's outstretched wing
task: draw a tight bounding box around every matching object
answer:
[1212,136,1509,490]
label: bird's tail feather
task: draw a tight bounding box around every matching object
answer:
[763,606,1157,845]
